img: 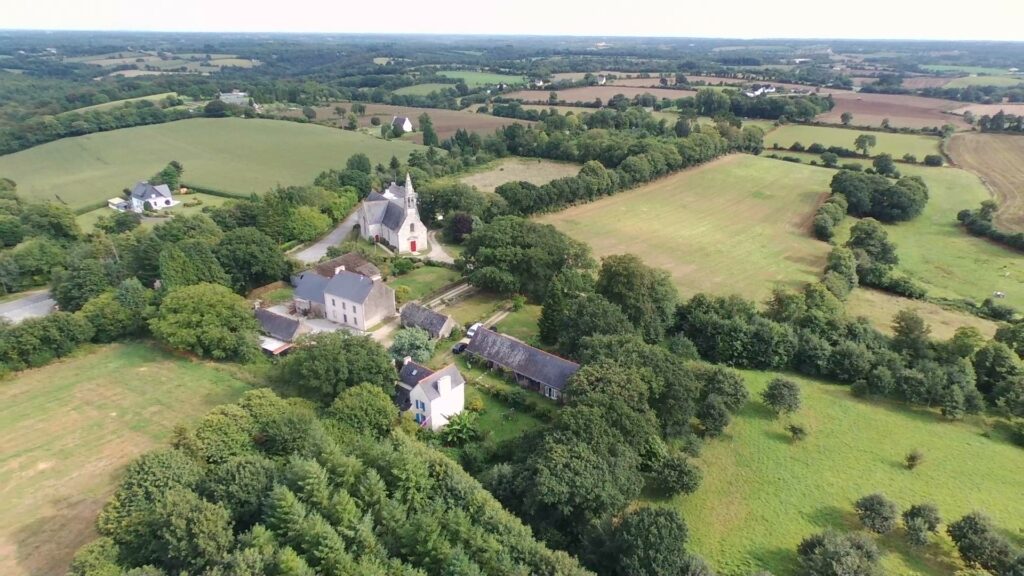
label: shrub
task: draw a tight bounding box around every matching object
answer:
[905,449,924,470]
[797,530,881,576]
[903,503,941,546]
[786,423,808,441]
[761,377,802,415]
[855,493,900,534]
[923,154,943,167]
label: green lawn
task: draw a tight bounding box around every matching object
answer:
[0,342,253,576]
[675,370,1024,576]
[493,304,542,345]
[465,378,547,444]
[0,118,424,210]
[444,292,507,326]
[766,125,941,159]
[393,83,455,96]
[538,155,833,303]
[436,70,526,87]
[387,266,461,302]
[922,65,1016,75]
[458,157,581,193]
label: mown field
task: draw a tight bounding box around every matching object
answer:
[817,91,969,130]
[675,371,1024,576]
[65,92,179,114]
[393,83,454,96]
[0,118,424,210]
[538,155,832,303]
[947,132,1024,232]
[459,157,581,193]
[436,70,526,87]
[387,266,461,302]
[0,343,253,576]
[766,125,942,158]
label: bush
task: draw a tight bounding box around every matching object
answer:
[854,493,900,533]
[654,452,703,496]
[923,154,943,167]
[786,423,808,441]
[797,530,881,576]
[761,377,801,415]
[903,503,941,546]
[391,257,414,276]
[905,449,924,470]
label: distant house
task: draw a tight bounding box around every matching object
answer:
[358,174,426,253]
[292,253,396,331]
[395,358,465,430]
[466,327,579,401]
[254,307,310,355]
[532,78,546,88]
[113,181,177,213]
[596,74,607,85]
[400,302,456,340]
[743,84,777,98]
[218,89,249,106]
[391,116,414,133]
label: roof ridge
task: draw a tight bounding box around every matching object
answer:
[477,327,578,365]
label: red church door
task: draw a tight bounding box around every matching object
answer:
[410,240,417,252]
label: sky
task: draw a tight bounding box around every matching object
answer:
[5,0,1024,41]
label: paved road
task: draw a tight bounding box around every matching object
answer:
[0,291,56,323]
[291,211,360,264]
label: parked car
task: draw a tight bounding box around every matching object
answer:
[452,342,468,354]
[466,322,483,338]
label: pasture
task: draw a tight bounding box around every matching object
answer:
[947,132,1024,232]
[816,91,969,130]
[922,64,1016,75]
[393,83,455,96]
[943,75,1024,89]
[436,70,525,87]
[0,343,252,576]
[504,85,697,104]
[65,92,179,114]
[766,125,942,158]
[675,370,1024,576]
[845,288,997,340]
[537,155,833,303]
[459,157,581,193]
[66,51,257,75]
[0,118,424,210]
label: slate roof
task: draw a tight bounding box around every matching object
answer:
[292,272,329,305]
[381,202,407,231]
[254,308,303,341]
[419,364,465,401]
[323,270,376,303]
[466,327,579,391]
[399,360,434,386]
[392,116,411,127]
[396,361,465,408]
[130,181,172,200]
[314,252,381,279]
[400,303,452,336]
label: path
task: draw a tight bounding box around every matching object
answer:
[0,291,56,324]
[291,211,360,264]
[423,231,455,264]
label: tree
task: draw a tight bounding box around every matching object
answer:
[418,113,438,147]
[302,106,316,120]
[159,241,231,290]
[154,488,234,573]
[787,423,808,441]
[903,503,941,546]
[891,309,931,360]
[948,512,1016,573]
[797,531,881,576]
[596,254,678,343]
[95,210,141,234]
[52,258,110,312]
[149,283,258,361]
[215,228,289,292]
[328,383,397,438]
[0,215,24,246]
[761,377,801,416]
[274,332,395,404]
[346,153,372,174]
[654,452,703,496]
[846,218,898,266]
[854,493,899,534]
[557,293,634,358]
[820,152,839,168]
[607,507,689,576]
[698,394,730,437]
[204,99,228,117]
[841,112,854,126]
[873,154,897,176]
[79,279,152,342]
[19,202,80,242]
[389,327,435,363]
[854,134,877,156]
[973,341,1022,397]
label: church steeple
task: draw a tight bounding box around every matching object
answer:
[404,173,417,213]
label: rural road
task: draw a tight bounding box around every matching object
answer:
[292,211,360,264]
[425,231,455,264]
[0,291,56,324]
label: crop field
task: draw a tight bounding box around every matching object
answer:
[816,91,969,130]
[0,118,424,210]
[947,133,1024,232]
[435,70,526,86]
[459,157,581,193]
[900,76,953,89]
[949,102,1024,118]
[943,75,1024,89]
[504,85,697,104]
[765,125,942,158]
[392,83,455,96]
[538,155,832,303]
[675,370,1024,576]
[0,343,252,576]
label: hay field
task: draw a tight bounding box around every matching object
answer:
[944,75,1024,89]
[947,132,1024,232]
[393,83,454,96]
[845,288,997,340]
[949,102,1024,117]
[0,343,252,576]
[537,155,832,302]
[0,118,424,209]
[436,70,525,86]
[459,157,581,193]
[766,125,942,158]
[505,85,697,103]
[676,370,1024,576]
[817,91,969,130]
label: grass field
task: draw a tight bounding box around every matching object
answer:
[0,342,253,576]
[393,83,455,96]
[943,75,1024,89]
[436,70,526,87]
[538,155,832,303]
[444,292,507,326]
[845,288,997,340]
[0,118,424,210]
[766,125,942,158]
[947,132,1024,232]
[675,370,1024,576]
[922,65,1016,75]
[459,157,581,193]
[387,266,461,302]
[505,85,697,104]
[65,92,179,114]
[493,304,543,345]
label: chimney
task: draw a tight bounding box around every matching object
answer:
[437,374,451,397]
[334,265,345,275]
[403,356,412,366]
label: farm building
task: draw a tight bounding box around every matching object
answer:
[395,359,465,430]
[254,307,310,355]
[292,256,396,331]
[218,89,250,106]
[313,252,382,281]
[358,174,426,254]
[391,116,414,132]
[400,302,457,339]
[466,327,579,400]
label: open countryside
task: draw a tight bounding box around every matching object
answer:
[459,157,581,193]
[766,125,942,158]
[948,132,1024,231]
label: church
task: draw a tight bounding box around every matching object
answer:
[357,174,426,254]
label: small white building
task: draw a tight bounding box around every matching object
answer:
[218,89,250,106]
[396,359,465,430]
[391,116,414,133]
[112,181,178,213]
[596,74,607,85]
[358,174,426,254]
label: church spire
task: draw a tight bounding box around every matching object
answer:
[404,173,417,213]
[404,172,414,194]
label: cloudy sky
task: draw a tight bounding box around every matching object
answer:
[6,0,1024,41]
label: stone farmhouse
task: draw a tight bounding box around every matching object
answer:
[291,253,396,331]
[358,174,426,254]
[395,358,466,430]
[399,302,457,340]
[466,327,579,401]
[254,307,310,355]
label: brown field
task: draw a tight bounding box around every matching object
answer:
[505,85,697,104]
[684,75,746,85]
[851,76,878,87]
[950,103,1024,117]
[947,133,1024,232]
[902,76,953,89]
[817,91,969,129]
[459,157,581,193]
[845,288,997,340]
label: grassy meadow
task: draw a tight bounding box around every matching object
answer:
[458,157,581,193]
[0,118,424,210]
[393,83,454,96]
[65,92,180,114]
[436,70,526,87]
[845,288,997,340]
[0,343,253,576]
[675,371,1024,576]
[766,125,942,158]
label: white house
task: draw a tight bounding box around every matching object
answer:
[219,89,250,106]
[391,116,414,133]
[358,174,426,253]
[396,359,465,430]
[596,74,607,85]
[114,181,178,213]
[292,252,396,331]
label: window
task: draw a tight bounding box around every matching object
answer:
[353,306,357,314]
[331,298,335,306]
[343,315,348,324]
[410,223,415,232]
[343,302,347,310]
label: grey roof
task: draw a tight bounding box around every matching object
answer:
[366,191,388,203]
[384,181,409,198]
[392,116,411,127]
[130,181,172,200]
[397,361,465,404]
[381,202,407,231]
[314,253,381,279]
[292,272,329,305]
[399,360,434,386]
[361,197,388,224]
[323,270,375,303]
[401,303,452,337]
[419,364,466,401]
[466,327,579,391]
[254,308,302,341]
